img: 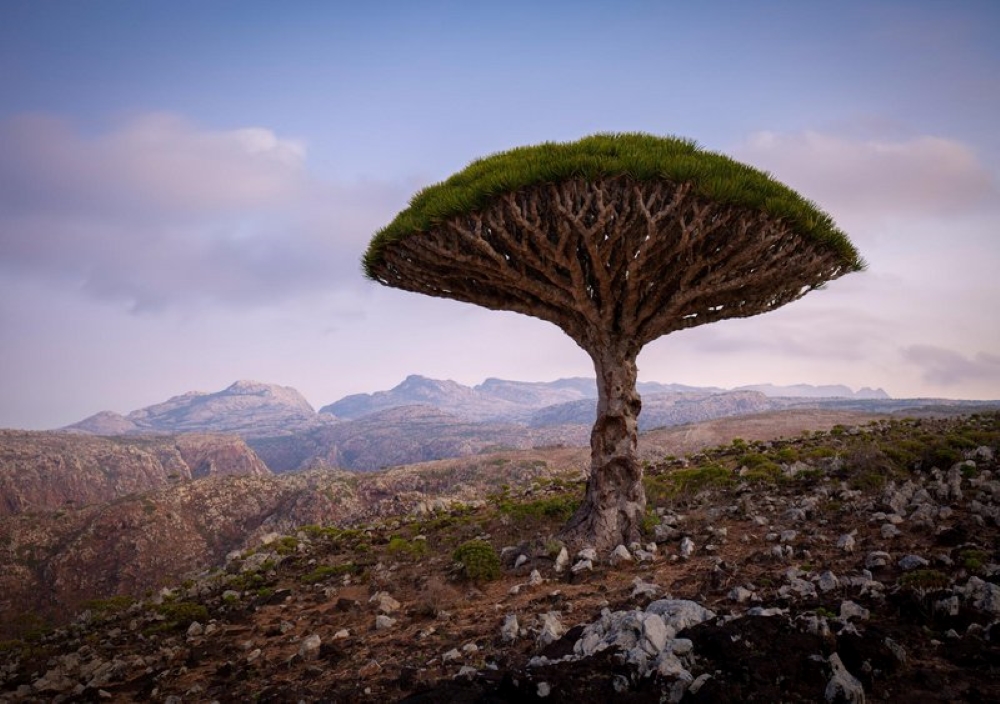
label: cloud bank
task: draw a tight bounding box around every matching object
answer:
[735,131,996,219]
[0,113,404,311]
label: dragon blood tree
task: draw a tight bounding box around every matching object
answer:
[363,133,864,549]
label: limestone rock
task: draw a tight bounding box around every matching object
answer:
[298,634,321,661]
[825,652,865,703]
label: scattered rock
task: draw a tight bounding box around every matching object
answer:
[825,652,865,703]
[298,634,321,661]
[501,614,519,643]
[537,612,565,647]
[609,544,633,564]
[554,547,570,574]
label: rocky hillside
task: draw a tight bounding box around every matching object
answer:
[250,405,589,473]
[0,431,269,516]
[66,380,329,438]
[531,390,776,430]
[0,413,996,702]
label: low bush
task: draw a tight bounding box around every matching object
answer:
[452,539,501,582]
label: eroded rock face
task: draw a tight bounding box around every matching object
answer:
[0,431,269,515]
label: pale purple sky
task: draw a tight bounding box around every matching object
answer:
[1,1,998,429]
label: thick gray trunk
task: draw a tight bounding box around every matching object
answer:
[561,349,646,550]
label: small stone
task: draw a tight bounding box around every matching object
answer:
[358,660,381,678]
[186,621,204,637]
[825,652,865,703]
[728,586,754,603]
[529,569,544,586]
[610,544,633,564]
[577,547,598,562]
[442,648,461,663]
[298,634,321,661]
[571,558,593,573]
[679,537,695,559]
[884,637,906,665]
[333,628,350,640]
[641,613,669,655]
[537,681,552,698]
[537,612,565,646]
[514,554,528,569]
[375,615,396,631]
[371,591,401,614]
[865,551,892,569]
[688,673,712,695]
[839,601,870,621]
[881,523,901,539]
[837,533,856,553]
[554,547,570,573]
[632,576,660,599]
[817,571,840,593]
[898,554,929,571]
[501,614,519,643]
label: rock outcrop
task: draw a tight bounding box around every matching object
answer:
[0,431,269,515]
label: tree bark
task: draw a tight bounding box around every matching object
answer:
[561,346,646,550]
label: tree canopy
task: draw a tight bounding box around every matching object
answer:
[364,132,864,282]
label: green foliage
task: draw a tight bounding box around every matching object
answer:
[387,536,428,560]
[273,536,299,556]
[920,444,962,470]
[82,595,134,616]
[774,447,799,463]
[229,571,268,591]
[154,601,208,629]
[364,133,864,277]
[959,548,987,572]
[499,494,580,523]
[900,570,950,590]
[645,463,733,503]
[300,563,359,584]
[639,509,660,537]
[452,540,501,582]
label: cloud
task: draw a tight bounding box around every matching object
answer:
[0,113,406,311]
[734,131,996,219]
[902,345,1000,387]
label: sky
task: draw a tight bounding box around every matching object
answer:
[1,0,999,429]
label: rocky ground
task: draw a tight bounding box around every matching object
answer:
[1,413,998,703]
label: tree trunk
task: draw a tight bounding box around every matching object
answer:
[560,347,646,551]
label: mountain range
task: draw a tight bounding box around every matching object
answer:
[59,375,997,473]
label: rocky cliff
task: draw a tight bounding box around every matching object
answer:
[0,431,269,516]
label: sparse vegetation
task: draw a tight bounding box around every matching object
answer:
[452,539,501,582]
[153,601,208,630]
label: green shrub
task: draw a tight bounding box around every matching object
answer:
[900,570,949,590]
[959,548,987,572]
[300,563,358,584]
[452,540,501,582]
[274,536,299,556]
[644,462,735,503]
[154,601,209,629]
[387,536,428,560]
[82,595,134,616]
[502,495,580,522]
